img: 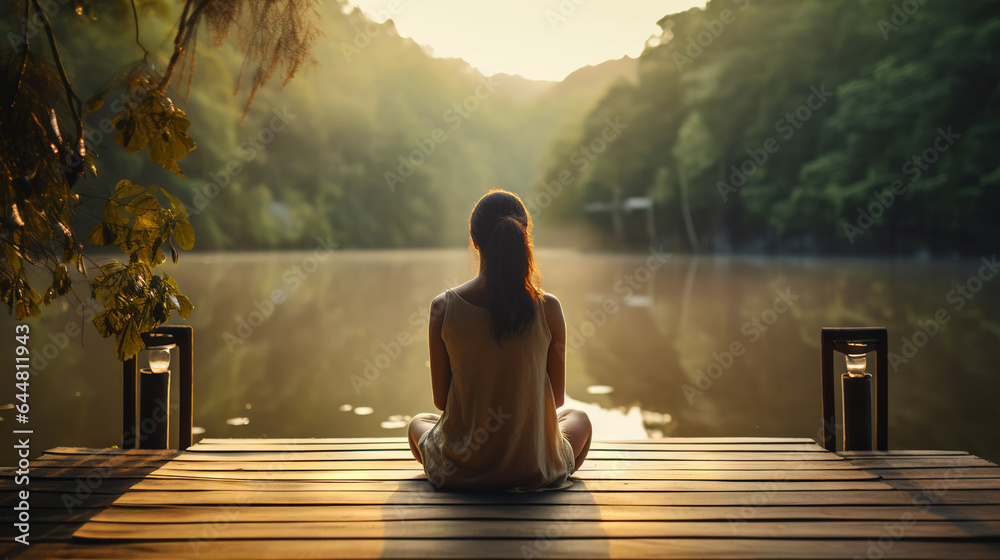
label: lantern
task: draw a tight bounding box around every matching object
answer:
[820,327,888,451]
[122,326,194,449]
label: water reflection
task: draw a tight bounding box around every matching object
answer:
[1,250,998,467]
[585,385,615,395]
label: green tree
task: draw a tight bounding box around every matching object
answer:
[536,0,1000,255]
[1,0,321,358]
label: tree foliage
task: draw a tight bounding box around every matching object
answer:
[1,0,322,359]
[536,0,1000,255]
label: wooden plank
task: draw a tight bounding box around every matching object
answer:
[0,492,117,509]
[146,467,881,482]
[72,519,1000,541]
[196,437,820,445]
[846,456,996,469]
[84,503,1000,524]
[171,449,846,462]
[28,454,174,468]
[43,448,179,457]
[0,521,86,543]
[188,442,832,453]
[15,538,1000,560]
[870,467,1000,480]
[887,478,1000,491]
[839,450,971,457]
[147,459,865,471]
[109,489,1000,506]
[0,466,173,479]
[25,459,172,471]
[0,478,140,493]
[126,478,896,493]
[0,507,105,523]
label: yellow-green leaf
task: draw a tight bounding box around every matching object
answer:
[115,179,145,199]
[147,113,197,177]
[84,223,107,246]
[113,111,151,153]
[92,309,114,337]
[115,319,145,361]
[52,263,72,295]
[174,293,194,318]
[102,201,128,226]
[126,194,160,216]
[173,219,195,250]
[162,188,189,219]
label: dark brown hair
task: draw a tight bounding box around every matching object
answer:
[469,189,542,343]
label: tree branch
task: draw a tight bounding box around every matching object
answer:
[157,0,212,94]
[29,0,85,183]
[130,0,149,55]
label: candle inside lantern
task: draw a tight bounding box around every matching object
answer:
[845,350,867,377]
[148,346,172,373]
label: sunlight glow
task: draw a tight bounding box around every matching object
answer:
[344,0,708,81]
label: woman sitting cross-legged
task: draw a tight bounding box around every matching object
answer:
[407,189,592,491]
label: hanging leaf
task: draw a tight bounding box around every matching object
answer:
[115,179,145,199]
[173,293,194,318]
[126,193,160,216]
[173,219,195,250]
[84,223,108,245]
[114,317,145,361]
[169,234,179,264]
[162,188,189,219]
[111,91,197,176]
[147,111,197,177]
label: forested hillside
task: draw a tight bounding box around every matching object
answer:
[536,0,1000,256]
[7,0,995,255]
[2,0,635,250]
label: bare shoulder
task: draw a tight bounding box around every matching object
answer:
[429,292,449,325]
[541,292,564,319]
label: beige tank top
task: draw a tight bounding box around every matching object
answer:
[417,289,575,491]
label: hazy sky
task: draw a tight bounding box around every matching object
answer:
[344,0,708,81]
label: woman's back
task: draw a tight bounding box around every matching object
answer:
[417,289,574,490]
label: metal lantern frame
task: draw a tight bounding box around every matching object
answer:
[122,325,194,449]
[820,327,888,452]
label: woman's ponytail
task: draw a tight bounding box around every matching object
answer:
[469,190,542,344]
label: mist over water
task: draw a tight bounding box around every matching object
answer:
[3,249,997,467]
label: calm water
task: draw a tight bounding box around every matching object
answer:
[2,249,999,467]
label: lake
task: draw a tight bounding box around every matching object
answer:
[3,249,999,467]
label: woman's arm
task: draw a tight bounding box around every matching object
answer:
[428,293,452,411]
[543,293,567,408]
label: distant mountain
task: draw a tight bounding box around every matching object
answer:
[503,56,640,192]
[487,73,557,102]
[552,56,639,96]
[530,57,639,141]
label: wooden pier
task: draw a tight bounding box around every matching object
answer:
[2,437,1000,558]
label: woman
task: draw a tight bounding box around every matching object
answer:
[407,189,592,491]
